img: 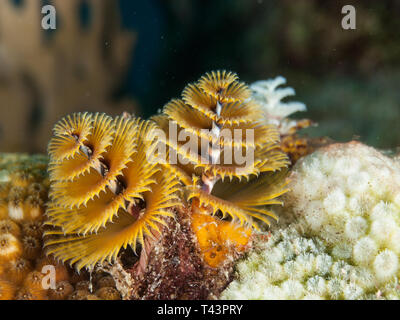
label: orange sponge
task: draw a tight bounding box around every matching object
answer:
[191,213,251,268]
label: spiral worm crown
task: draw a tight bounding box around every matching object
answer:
[45,113,180,270]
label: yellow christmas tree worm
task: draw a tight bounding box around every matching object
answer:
[153,71,290,267]
[44,113,181,271]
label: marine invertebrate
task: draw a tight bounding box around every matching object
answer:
[153,71,290,266]
[250,76,324,163]
[48,281,74,300]
[40,71,290,299]
[4,258,32,284]
[22,236,41,260]
[0,153,49,223]
[0,154,113,300]
[44,113,181,271]
[0,219,21,238]
[23,271,46,296]
[21,220,43,239]
[286,142,400,252]
[250,76,307,132]
[221,142,400,299]
[15,287,47,300]
[48,274,122,300]
[0,233,22,262]
[222,226,400,300]
[191,213,252,268]
[0,153,62,300]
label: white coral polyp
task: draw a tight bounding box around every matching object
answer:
[332,157,360,177]
[370,217,398,245]
[331,243,352,260]
[353,237,378,265]
[373,250,398,282]
[370,201,395,220]
[314,253,332,276]
[343,283,363,300]
[322,188,346,215]
[345,216,368,240]
[281,279,304,300]
[306,276,327,296]
[303,201,326,231]
[346,171,370,194]
[347,196,363,214]
[388,229,400,254]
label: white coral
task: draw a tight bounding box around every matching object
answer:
[221,142,400,300]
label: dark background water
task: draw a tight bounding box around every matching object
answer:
[0,0,399,152]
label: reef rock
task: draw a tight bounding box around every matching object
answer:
[104,206,245,300]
